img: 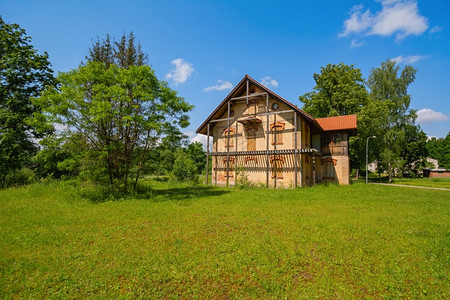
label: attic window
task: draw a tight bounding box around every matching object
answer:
[272,103,279,110]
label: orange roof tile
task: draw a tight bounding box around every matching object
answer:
[315,115,357,131]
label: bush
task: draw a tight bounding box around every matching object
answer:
[172,152,197,182]
[3,168,35,187]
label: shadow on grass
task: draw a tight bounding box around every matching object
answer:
[81,182,230,204]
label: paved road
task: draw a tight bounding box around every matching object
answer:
[370,183,450,191]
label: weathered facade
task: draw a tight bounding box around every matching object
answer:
[196,75,357,187]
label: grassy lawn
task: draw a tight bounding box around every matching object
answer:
[1,180,449,298]
[392,177,450,189]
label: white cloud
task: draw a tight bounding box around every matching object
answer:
[260,76,279,88]
[429,25,443,34]
[165,58,194,85]
[339,7,373,37]
[185,131,212,150]
[416,108,450,124]
[350,39,364,48]
[390,54,426,64]
[204,80,233,92]
[339,0,428,42]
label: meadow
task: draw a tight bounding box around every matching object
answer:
[1,179,449,298]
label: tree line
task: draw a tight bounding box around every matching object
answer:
[1,17,204,190]
[299,62,446,182]
[1,17,447,189]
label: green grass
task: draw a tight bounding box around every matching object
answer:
[1,180,449,298]
[392,177,450,189]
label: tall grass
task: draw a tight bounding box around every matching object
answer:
[1,180,449,298]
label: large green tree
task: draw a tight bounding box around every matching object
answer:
[299,63,369,177]
[0,16,54,186]
[299,62,368,117]
[367,60,417,182]
[35,38,192,192]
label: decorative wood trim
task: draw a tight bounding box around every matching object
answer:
[270,122,285,131]
[245,156,258,164]
[322,157,337,166]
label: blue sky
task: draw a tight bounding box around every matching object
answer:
[2,0,449,143]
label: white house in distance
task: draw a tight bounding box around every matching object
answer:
[196,75,357,188]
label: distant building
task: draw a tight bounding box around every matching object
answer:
[427,158,439,169]
[423,169,450,178]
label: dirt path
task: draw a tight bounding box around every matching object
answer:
[370,183,450,191]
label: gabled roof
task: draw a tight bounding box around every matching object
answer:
[195,75,358,135]
[196,75,316,135]
[315,115,357,131]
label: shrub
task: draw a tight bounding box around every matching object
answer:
[172,152,197,182]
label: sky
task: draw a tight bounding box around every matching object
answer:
[1,0,449,145]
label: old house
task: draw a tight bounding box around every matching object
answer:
[196,75,357,187]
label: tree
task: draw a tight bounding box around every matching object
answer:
[172,150,197,182]
[0,16,54,187]
[86,32,148,69]
[367,60,417,182]
[400,124,428,176]
[35,51,192,192]
[299,63,369,177]
[299,63,368,117]
[187,142,206,174]
[427,132,450,169]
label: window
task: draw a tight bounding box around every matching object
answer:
[223,127,235,148]
[270,122,285,145]
[322,158,337,179]
[246,126,257,151]
[270,155,284,179]
[321,133,346,154]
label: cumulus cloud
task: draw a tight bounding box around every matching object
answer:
[390,54,426,64]
[260,76,279,88]
[339,0,428,42]
[416,108,450,124]
[165,58,194,85]
[204,80,233,92]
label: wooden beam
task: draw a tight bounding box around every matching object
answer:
[210,149,319,156]
[258,109,294,117]
[230,92,267,101]
[226,100,230,187]
[206,123,210,185]
[266,93,269,187]
[294,111,298,188]
[209,117,234,123]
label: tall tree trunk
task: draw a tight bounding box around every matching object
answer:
[133,130,151,192]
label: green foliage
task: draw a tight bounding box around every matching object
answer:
[172,151,198,182]
[299,63,368,117]
[426,132,450,169]
[367,60,418,182]
[86,32,148,68]
[0,16,54,187]
[187,141,206,174]
[1,180,449,298]
[3,168,35,187]
[401,124,428,175]
[35,43,193,192]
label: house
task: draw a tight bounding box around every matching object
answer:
[423,168,450,178]
[196,75,357,187]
